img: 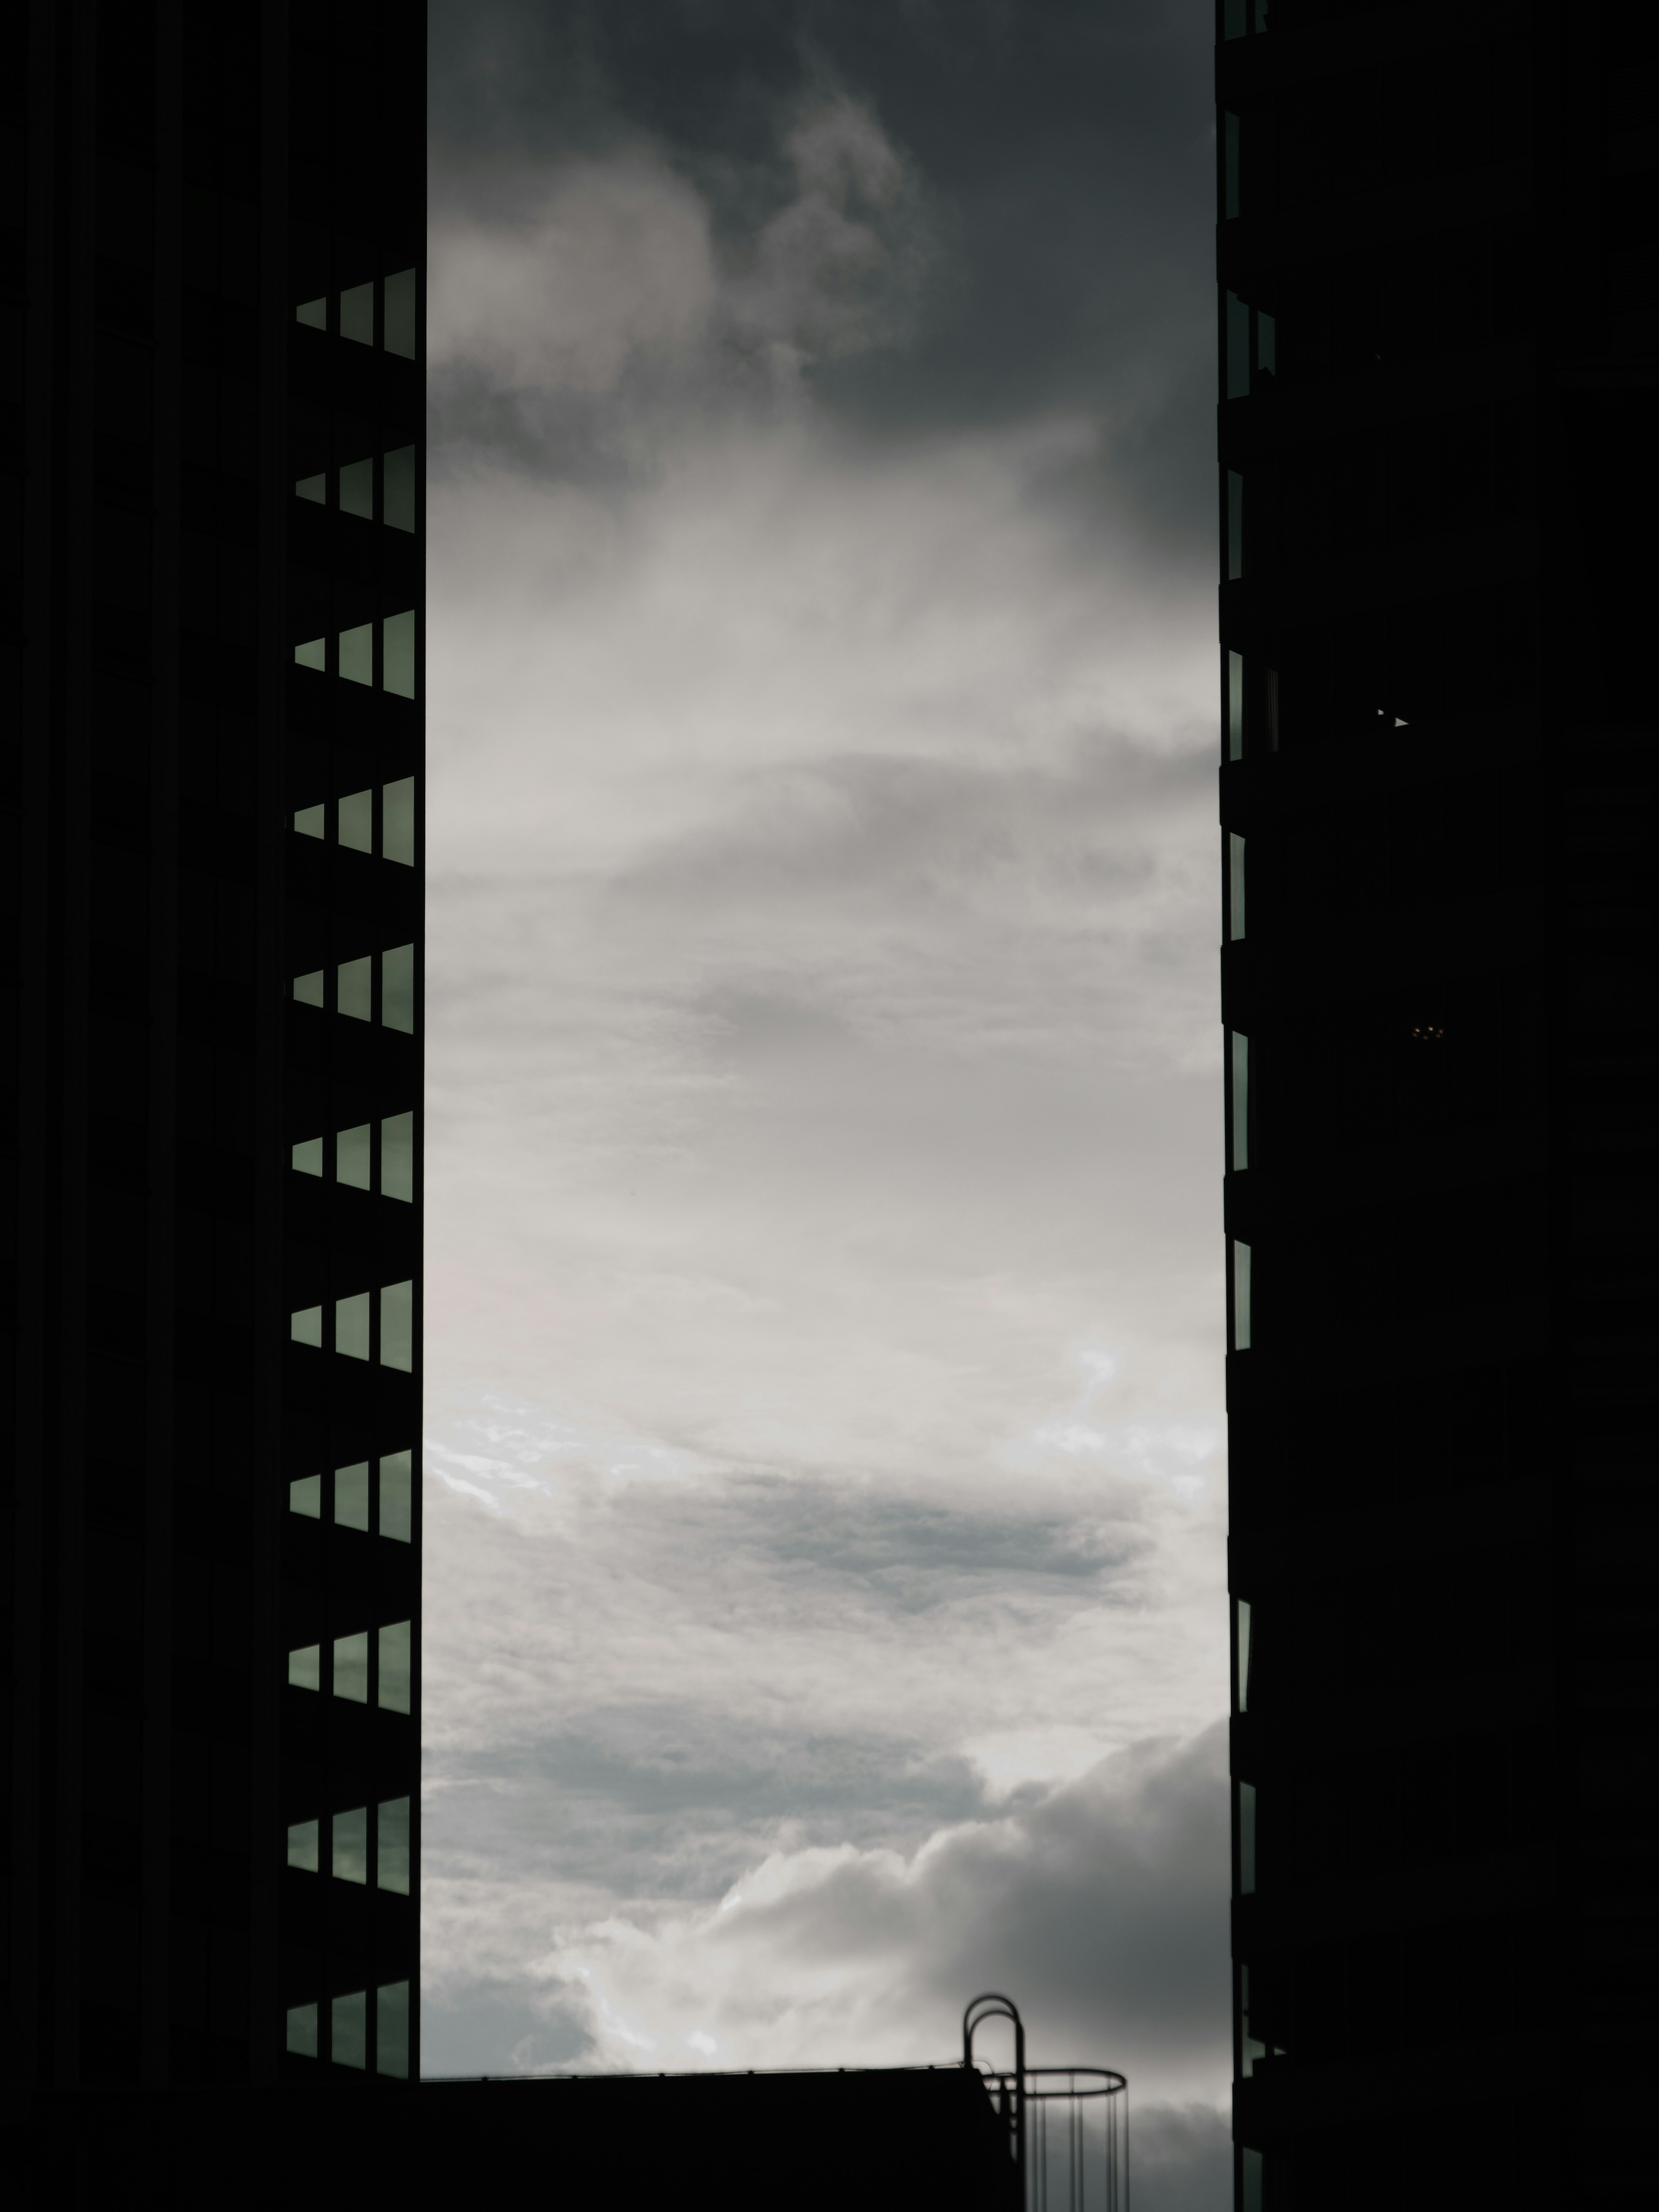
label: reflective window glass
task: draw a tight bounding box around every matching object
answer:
[292,970,324,1008]
[380,1450,413,1543]
[339,622,373,686]
[339,456,374,520]
[1239,1780,1256,1893]
[286,2002,318,2056]
[333,1806,369,1884]
[294,803,325,839]
[377,1798,410,1894]
[380,1280,412,1373]
[295,471,326,505]
[382,944,414,1033]
[383,445,416,532]
[331,1990,367,2068]
[376,1980,411,2077]
[1227,650,1244,761]
[287,1818,319,1872]
[378,1620,411,1713]
[1236,1598,1252,1714]
[290,1305,322,1348]
[334,1631,369,1704]
[338,955,372,1022]
[382,609,416,699]
[336,1291,371,1362]
[383,269,417,359]
[294,298,326,331]
[339,283,374,346]
[382,776,415,865]
[294,637,325,671]
[1243,2148,1263,2212]
[337,1123,372,1190]
[335,1461,370,1531]
[288,1644,321,1692]
[339,788,373,852]
[1231,1032,1250,1170]
[1233,1240,1252,1351]
[289,1475,322,1519]
[1229,833,1246,942]
[381,1112,413,1202]
[292,1136,324,1177]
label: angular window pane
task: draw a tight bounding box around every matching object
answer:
[1226,291,1250,400]
[333,1631,369,1704]
[381,944,414,1033]
[1229,833,1246,943]
[339,622,373,686]
[287,1818,319,1872]
[381,1111,413,1202]
[338,788,373,852]
[1233,1240,1252,1351]
[339,456,374,520]
[382,776,415,865]
[380,1280,412,1373]
[380,1450,413,1543]
[1236,1597,1252,1715]
[294,637,325,671]
[292,1136,324,1177]
[293,803,326,839]
[383,269,417,359]
[331,1989,367,2068]
[1243,2148,1264,2212]
[295,472,327,505]
[290,1305,322,1348]
[292,970,325,1008]
[1231,1032,1250,1171]
[338,955,372,1022]
[382,609,415,699]
[337,1122,372,1190]
[332,1806,368,1884]
[378,1620,411,1714]
[289,1474,322,1519]
[1227,649,1244,762]
[376,1980,411,2077]
[288,1644,320,1692]
[294,298,326,331]
[1227,469,1244,579]
[383,445,416,532]
[335,1460,370,1531]
[1224,0,1246,36]
[286,2001,318,2056]
[376,1798,410,1894]
[339,282,374,346]
[1239,1780,1256,1894]
[335,1291,371,1362]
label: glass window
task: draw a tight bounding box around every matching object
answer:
[332,1990,367,2068]
[1227,470,1244,579]
[381,1111,413,1201]
[337,1122,372,1190]
[377,1981,411,2078]
[287,1818,319,1872]
[339,622,373,686]
[292,1136,323,1177]
[378,1620,411,1713]
[1225,113,1240,220]
[292,970,324,1008]
[339,282,375,346]
[384,269,417,360]
[380,1449,413,1542]
[336,1291,371,1362]
[1224,0,1246,36]
[339,788,373,852]
[1231,1032,1250,1170]
[294,298,326,331]
[339,456,374,520]
[383,445,416,533]
[1242,2148,1263,2212]
[1228,833,1246,941]
[332,1806,369,1884]
[294,803,325,839]
[290,1305,322,1348]
[382,610,416,699]
[1233,1240,1252,1351]
[1226,292,1250,400]
[294,637,325,671]
[382,944,414,1033]
[377,1798,411,1894]
[1239,1780,1256,1894]
[1236,1597,1252,1714]
[288,1644,321,1692]
[381,1280,413,1373]
[334,1631,369,1704]
[338,955,372,1021]
[335,1461,370,1531]
[289,1474,322,1519]
[295,472,326,505]
[1227,650,1244,761]
[383,776,415,865]
[286,2001,319,2056]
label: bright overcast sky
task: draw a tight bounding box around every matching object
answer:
[421,6,1226,2203]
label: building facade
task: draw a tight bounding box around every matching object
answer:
[1218,2,1655,2204]
[4,0,423,2089]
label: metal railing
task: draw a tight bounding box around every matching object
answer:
[964,1995,1129,2212]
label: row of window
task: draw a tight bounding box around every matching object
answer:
[293,1114,414,1201]
[286,1982,410,2075]
[295,269,417,360]
[294,778,416,865]
[290,1281,414,1370]
[287,1796,411,1892]
[292,944,416,1031]
[296,447,416,532]
[288,1620,412,1711]
[293,611,417,698]
[290,1450,414,1542]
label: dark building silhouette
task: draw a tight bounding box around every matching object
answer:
[4,0,425,2091]
[1218,3,1657,2206]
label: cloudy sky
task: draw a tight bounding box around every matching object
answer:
[421,3,1226,2201]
